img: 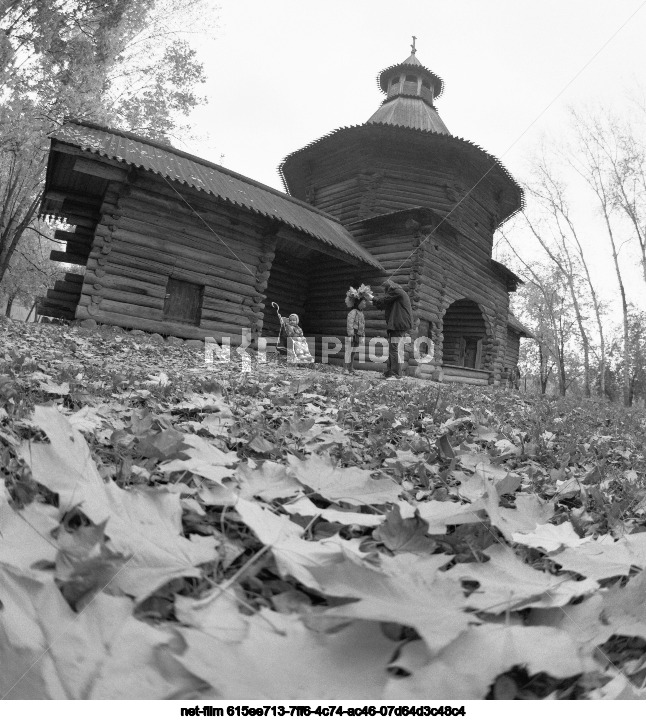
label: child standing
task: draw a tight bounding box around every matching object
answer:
[344,284,373,374]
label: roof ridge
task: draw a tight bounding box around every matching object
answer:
[58,118,346,226]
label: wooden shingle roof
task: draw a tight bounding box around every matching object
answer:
[367,95,450,134]
[46,120,383,269]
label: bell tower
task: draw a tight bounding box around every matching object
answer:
[367,37,449,134]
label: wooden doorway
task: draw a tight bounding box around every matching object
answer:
[442,299,487,370]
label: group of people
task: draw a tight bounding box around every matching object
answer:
[344,279,412,379]
[278,278,413,379]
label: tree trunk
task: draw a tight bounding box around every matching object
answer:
[601,212,631,406]
[558,333,567,396]
[5,293,15,318]
[539,343,550,393]
[26,298,37,322]
[0,194,42,287]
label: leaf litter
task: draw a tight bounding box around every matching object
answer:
[1,318,646,699]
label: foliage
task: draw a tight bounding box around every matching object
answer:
[0,0,212,288]
[0,225,64,317]
[1,318,646,699]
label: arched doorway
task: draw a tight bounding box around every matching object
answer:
[442,299,488,369]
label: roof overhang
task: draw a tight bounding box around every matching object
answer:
[491,259,524,292]
[507,313,534,338]
[43,119,383,270]
[280,124,524,227]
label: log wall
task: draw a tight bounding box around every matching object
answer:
[304,222,413,366]
[294,131,506,259]
[504,329,521,370]
[413,223,509,382]
[288,129,514,381]
[75,174,276,342]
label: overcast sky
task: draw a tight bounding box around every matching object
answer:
[180,0,646,315]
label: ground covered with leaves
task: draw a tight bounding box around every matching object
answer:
[2,317,646,700]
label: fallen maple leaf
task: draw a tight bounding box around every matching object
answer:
[529,570,646,653]
[284,496,384,528]
[176,612,397,699]
[234,498,361,589]
[0,481,59,571]
[384,625,589,700]
[137,429,185,459]
[512,521,589,552]
[175,588,247,642]
[306,552,476,653]
[446,545,597,613]
[21,406,219,601]
[551,538,636,581]
[39,380,70,395]
[159,433,238,484]
[235,460,304,501]
[0,566,201,699]
[287,454,400,506]
[372,506,436,555]
[412,498,484,534]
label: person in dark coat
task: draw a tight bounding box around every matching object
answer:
[371,279,413,379]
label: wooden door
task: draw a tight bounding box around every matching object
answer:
[457,337,466,366]
[462,337,481,369]
[474,339,483,369]
[163,278,203,325]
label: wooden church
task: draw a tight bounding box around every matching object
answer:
[39,44,530,384]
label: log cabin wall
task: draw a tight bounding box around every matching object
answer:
[304,256,388,367]
[504,329,521,370]
[284,129,508,252]
[300,145,366,226]
[304,221,414,367]
[284,129,513,380]
[41,129,383,344]
[76,172,276,343]
[415,230,508,382]
[363,133,503,249]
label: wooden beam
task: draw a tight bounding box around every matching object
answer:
[54,280,83,293]
[61,201,100,220]
[65,215,96,229]
[46,289,81,303]
[36,304,76,321]
[37,295,78,311]
[50,250,88,266]
[46,190,103,205]
[54,229,93,242]
[65,242,92,257]
[73,157,129,182]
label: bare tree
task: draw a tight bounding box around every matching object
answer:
[526,152,608,396]
[568,111,632,406]
[502,246,576,396]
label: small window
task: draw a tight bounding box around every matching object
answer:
[390,76,400,86]
[164,278,203,325]
[421,79,431,90]
[405,74,417,83]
